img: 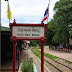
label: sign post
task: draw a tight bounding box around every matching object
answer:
[11,36,17,72]
[9,19,48,72]
[40,37,45,72]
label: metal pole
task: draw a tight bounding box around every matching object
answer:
[8,0,10,24]
[47,5,49,24]
[47,16,48,24]
[47,0,50,24]
[18,52,19,69]
[13,43,16,72]
[41,42,44,72]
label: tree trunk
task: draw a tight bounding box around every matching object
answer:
[67,31,70,50]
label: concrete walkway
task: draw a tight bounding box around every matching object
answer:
[44,48,72,62]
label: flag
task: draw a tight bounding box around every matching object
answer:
[6,2,12,20]
[42,0,50,22]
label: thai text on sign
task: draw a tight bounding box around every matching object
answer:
[12,26,44,37]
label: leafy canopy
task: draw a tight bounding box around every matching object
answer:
[52,0,72,43]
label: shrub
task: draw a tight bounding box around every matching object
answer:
[21,57,34,72]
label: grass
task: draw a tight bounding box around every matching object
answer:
[31,48,58,60]
[55,58,59,61]
[31,47,72,68]
[31,48,41,59]
[44,52,58,60]
[56,64,60,67]
[65,60,71,64]
[21,57,34,72]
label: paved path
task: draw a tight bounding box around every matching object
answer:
[44,48,72,62]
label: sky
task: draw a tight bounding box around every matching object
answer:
[1,0,59,27]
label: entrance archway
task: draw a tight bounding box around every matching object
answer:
[9,19,48,72]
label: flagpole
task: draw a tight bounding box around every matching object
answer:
[47,5,49,24]
[47,4,49,24]
[8,0,10,24]
[47,15,48,24]
[47,0,50,24]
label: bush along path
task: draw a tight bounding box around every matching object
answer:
[21,57,34,72]
[31,48,72,72]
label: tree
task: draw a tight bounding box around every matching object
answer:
[70,28,72,39]
[30,40,40,47]
[46,19,59,46]
[1,28,6,31]
[46,28,55,46]
[52,0,72,49]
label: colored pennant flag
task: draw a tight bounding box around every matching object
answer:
[42,0,50,22]
[42,4,49,22]
[6,2,12,20]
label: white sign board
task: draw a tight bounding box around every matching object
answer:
[12,26,44,37]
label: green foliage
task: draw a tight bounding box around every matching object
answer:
[53,0,72,28]
[46,19,59,46]
[31,48,58,60]
[46,28,56,46]
[1,26,10,31]
[21,57,33,72]
[30,40,40,47]
[52,28,68,43]
[35,48,41,54]
[70,28,72,39]
[44,52,58,60]
[48,19,57,32]
[31,48,41,58]
[46,0,72,44]
[36,44,40,49]
[1,28,6,31]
